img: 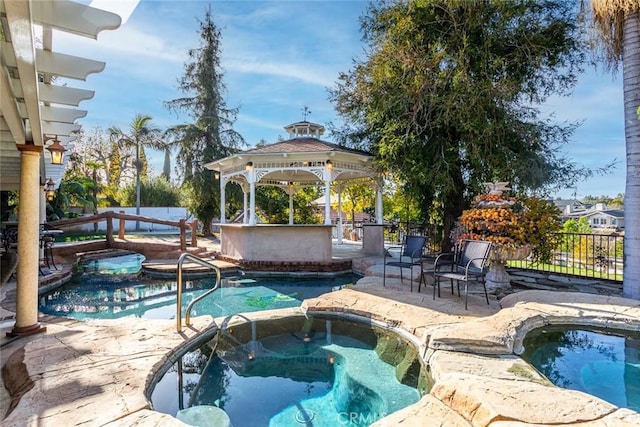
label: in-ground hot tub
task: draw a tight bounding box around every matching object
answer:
[521,325,640,412]
[150,313,430,426]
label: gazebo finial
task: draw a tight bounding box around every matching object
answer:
[301,106,311,121]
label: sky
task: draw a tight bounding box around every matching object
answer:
[57,0,626,200]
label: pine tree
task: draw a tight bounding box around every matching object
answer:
[165,5,245,235]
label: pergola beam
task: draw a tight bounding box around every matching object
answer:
[4,0,42,145]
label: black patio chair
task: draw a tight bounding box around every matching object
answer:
[40,224,57,270]
[432,239,493,309]
[382,235,427,292]
[3,226,18,252]
[1,250,18,286]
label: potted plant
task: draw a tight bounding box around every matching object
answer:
[455,182,561,294]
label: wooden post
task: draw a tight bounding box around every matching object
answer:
[179,219,187,251]
[191,219,198,247]
[118,210,125,239]
[106,216,114,246]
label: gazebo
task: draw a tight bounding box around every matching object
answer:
[204,120,385,263]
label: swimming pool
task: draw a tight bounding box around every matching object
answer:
[521,325,640,412]
[38,253,360,321]
[150,314,429,426]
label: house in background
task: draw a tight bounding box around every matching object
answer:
[580,203,625,231]
[552,199,625,231]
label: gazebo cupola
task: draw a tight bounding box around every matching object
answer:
[283,121,326,138]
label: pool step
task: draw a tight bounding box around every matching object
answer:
[141,257,238,279]
[76,249,134,262]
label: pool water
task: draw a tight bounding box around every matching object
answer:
[39,253,360,320]
[79,253,146,275]
[522,326,640,412]
[151,316,427,426]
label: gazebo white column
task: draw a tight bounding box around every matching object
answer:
[375,177,384,224]
[10,145,46,337]
[243,187,249,224]
[287,183,295,225]
[323,161,333,225]
[219,176,226,224]
[336,186,343,244]
[246,162,256,226]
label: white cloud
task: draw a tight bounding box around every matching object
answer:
[226,59,338,87]
[54,24,187,64]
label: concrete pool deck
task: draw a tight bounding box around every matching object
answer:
[1,238,639,426]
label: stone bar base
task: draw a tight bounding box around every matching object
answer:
[362,223,385,256]
[220,224,333,263]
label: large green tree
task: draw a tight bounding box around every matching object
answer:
[336,181,375,230]
[589,0,640,299]
[165,6,245,235]
[330,0,588,249]
[256,186,321,224]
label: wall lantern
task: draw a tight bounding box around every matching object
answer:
[45,178,56,201]
[325,160,333,170]
[214,171,220,179]
[245,161,253,171]
[45,135,67,165]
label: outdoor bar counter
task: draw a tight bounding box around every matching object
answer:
[220,224,333,263]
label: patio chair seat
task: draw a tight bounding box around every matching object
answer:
[433,239,492,309]
[40,223,61,270]
[3,227,18,252]
[1,251,18,286]
[383,235,427,292]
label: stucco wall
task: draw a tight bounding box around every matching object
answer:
[220,224,332,262]
[63,207,189,233]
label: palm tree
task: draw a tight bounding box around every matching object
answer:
[47,178,97,221]
[590,0,640,299]
[109,114,162,230]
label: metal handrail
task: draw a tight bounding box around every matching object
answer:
[176,252,221,331]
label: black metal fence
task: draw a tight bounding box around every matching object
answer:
[383,221,443,256]
[508,232,624,282]
[383,225,624,283]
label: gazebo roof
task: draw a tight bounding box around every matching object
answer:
[205,121,376,187]
[244,137,369,157]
